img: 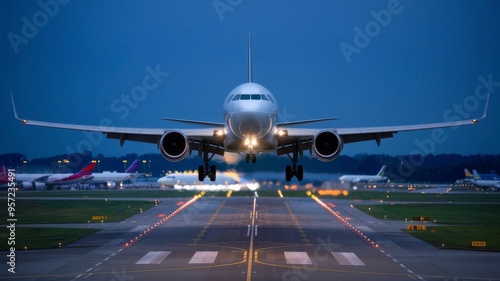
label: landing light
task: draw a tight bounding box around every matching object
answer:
[274,129,288,137]
[214,129,226,137]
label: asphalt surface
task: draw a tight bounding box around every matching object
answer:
[1,195,499,281]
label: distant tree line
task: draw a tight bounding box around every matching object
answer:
[1,152,499,183]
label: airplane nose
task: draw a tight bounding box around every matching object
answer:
[239,116,263,137]
[228,112,272,139]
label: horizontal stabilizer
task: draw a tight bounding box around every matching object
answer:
[277,118,339,127]
[162,118,224,127]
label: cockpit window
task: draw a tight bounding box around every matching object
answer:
[267,95,275,103]
[251,94,261,100]
[226,95,234,103]
[240,94,251,100]
[261,95,269,101]
[232,94,241,101]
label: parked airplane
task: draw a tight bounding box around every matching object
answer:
[469,170,500,190]
[11,36,490,182]
[15,162,96,189]
[0,166,9,184]
[90,159,142,188]
[158,170,259,191]
[339,165,388,183]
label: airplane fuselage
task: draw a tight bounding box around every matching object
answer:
[223,82,278,153]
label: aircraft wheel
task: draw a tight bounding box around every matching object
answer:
[285,165,292,182]
[245,153,250,164]
[251,153,256,164]
[198,165,205,181]
[297,165,304,181]
[209,165,216,181]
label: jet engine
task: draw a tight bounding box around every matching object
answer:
[22,181,45,190]
[159,131,190,162]
[312,130,343,162]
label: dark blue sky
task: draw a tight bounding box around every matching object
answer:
[2,0,499,160]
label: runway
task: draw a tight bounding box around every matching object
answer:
[3,195,500,281]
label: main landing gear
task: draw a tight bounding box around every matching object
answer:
[245,153,256,164]
[197,143,216,182]
[285,142,304,182]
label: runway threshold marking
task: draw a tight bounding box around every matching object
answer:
[189,251,219,264]
[136,251,172,264]
[284,251,312,265]
[331,252,365,266]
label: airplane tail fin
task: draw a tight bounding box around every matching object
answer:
[472,170,482,180]
[0,166,8,182]
[248,33,252,83]
[464,169,474,179]
[377,165,386,177]
[76,162,96,175]
[125,159,141,173]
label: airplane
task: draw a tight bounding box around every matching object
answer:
[464,168,499,180]
[157,170,259,191]
[10,36,490,182]
[14,162,96,189]
[0,166,9,184]
[469,169,500,190]
[339,165,388,183]
[90,159,142,188]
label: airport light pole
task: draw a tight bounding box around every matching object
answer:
[23,160,28,174]
[122,160,128,172]
[142,160,147,174]
[58,160,62,173]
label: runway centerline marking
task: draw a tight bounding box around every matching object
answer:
[246,197,257,281]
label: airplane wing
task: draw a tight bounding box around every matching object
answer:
[11,93,225,155]
[276,94,489,156]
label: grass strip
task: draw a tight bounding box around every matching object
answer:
[0,227,99,250]
[0,199,157,223]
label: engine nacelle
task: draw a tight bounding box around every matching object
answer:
[21,181,45,190]
[312,130,343,162]
[159,131,189,162]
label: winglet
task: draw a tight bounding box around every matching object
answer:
[481,92,490,119]
[10,92,21,121]
[248,33,252,83]
[472,92,490,124]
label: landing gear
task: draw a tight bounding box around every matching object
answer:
[245,153,256,164]
[197,142,217,182]
[284,142,304,181]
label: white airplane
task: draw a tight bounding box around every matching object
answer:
[339,165,388,183]
[469,170,500,190]
[158,170,259,191]
[90,159,142,188]
[14,162,96,189]
[11,36,490,182]
[0,166,9,184]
